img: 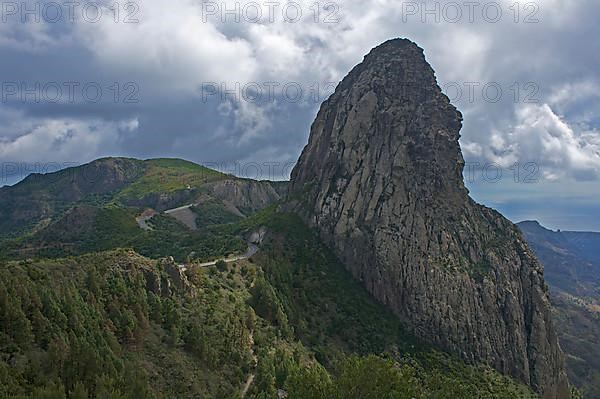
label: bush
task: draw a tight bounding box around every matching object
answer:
[216,260,227,272]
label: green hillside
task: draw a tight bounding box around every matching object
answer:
[0,158,233,239]
[237,209,539,398]
[0,205,245,263]
[0,158,277,264]
[0,160,564,398]
[0,207,541,398]
[114,158,226,201]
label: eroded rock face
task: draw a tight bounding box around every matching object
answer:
[289,38,569,398]
[143,256,194,297]
[208,179,281,214]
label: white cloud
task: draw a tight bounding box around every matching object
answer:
[471,104,600,181]
[0,115,139,164]
[2,0,600,193]
[73,0,258,96]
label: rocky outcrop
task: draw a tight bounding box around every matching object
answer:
[208,179,281,215]
[123,188,199,212]
[289,38,569,398]
[248,227,268,245]
[143,256,193,297]
[127,179,280,216]
[160,256,193,293]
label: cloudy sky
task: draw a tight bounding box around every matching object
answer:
[1,0,599,230]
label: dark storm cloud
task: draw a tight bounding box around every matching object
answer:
[1,0,599,229]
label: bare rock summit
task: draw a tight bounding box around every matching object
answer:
[289,38,570,398]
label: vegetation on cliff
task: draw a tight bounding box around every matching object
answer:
[0,207,540,398]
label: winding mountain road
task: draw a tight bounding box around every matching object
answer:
[155,202,260,270]
[177,244,258,271]
[195,244,258,267]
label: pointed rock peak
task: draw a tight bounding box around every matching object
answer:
[335,38,460,125]
[343,38,436,90]
[288,39,570,399]
[291,37,466,210]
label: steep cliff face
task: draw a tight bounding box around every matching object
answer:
[518,221,600,396]
[208,179,281,214]
[289,39,569,398]
[519,221,600,298]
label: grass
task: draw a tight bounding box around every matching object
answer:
[3,205,246,263]
[191,200,244,226]
[115,159,226,201]
[0,205,539,398]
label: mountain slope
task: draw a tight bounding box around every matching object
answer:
[0,250,260,398]
[0,157,280,239]
[0,158,280,262]
[242,210,540,398]
[288,38,569,398]
[0,158,144,236]
[0,211,541,398]
[561,231,600,266]
[518,221,600,298]
[519,221,600,398]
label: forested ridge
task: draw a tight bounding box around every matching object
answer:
[0,208,545,398]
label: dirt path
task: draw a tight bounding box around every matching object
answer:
[241,371,255,398]
[241,331,257,398]
[177,245,258,272]
[162,203,260,395]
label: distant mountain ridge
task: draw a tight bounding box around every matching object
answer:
[518,221,600,298]
[518,221,600,398]
[0,157,280,237]
[0,157,281,262]
[561,231,600,265]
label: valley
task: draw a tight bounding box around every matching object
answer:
[519,221,600,398]
[0,206,541,398]
[1,39,593,399]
